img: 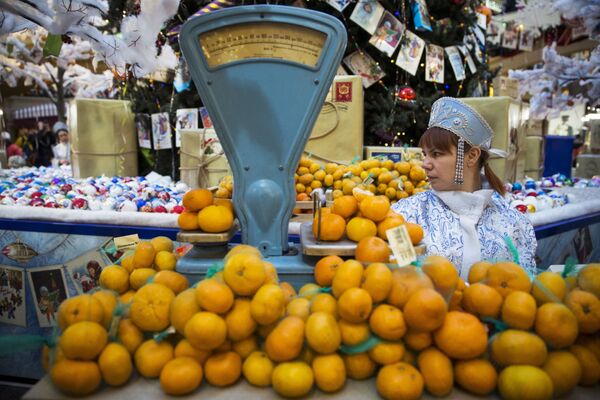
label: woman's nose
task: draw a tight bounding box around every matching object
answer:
[422,157,433,171]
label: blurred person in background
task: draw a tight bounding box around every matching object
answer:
[36,121,55,167]
[52,123,70,166]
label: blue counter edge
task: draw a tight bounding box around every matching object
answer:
[1,212,599,242]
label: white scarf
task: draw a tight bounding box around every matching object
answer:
[433,189,494,279]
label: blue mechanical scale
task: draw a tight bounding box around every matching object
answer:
[177,5,347,281]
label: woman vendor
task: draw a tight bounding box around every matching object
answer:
[392,97,536,278]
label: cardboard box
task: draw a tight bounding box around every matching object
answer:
[68,99,138,178]
[462,97,527,182]
[493,76,520,100]
[526,136,544,171]
[575,154,600,178]
[179,129,230,188]
[363,146,424,162]
[304,76,363,165]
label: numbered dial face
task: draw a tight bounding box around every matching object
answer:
[199,21,327,68]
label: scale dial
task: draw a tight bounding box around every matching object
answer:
[199,21,327,68]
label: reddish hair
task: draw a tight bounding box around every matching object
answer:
[419,127,506,196]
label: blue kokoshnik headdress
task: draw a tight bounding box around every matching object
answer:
[428,97,508,185]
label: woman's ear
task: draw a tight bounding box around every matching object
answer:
[465,147,481,167]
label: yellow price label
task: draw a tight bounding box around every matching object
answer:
[386,225,417,267]
[114,234,140,251]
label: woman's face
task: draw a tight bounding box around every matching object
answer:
[422,145,460,191]
[58,131,69,143]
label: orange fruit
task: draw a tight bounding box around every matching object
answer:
[331,259,364,298]
[404,329,432,352]
[160,357,203,395]
[355,236,390,263]
[312,354,346,392]
[501,291,537,330]
[346,217,377,242]
[338,287,373,323]
[231,336,258,360]
[535,303,579,349]
[490,329,548,367]
[271,362,314,398]
[265,316,305,362]
[118,319,144,354]
[98,343,132,387]
[57,294,104,331]
[129,283,175,332]
[565,289,600,334]
[262,261,278,284]
[376,362,424,400]
[310,293,337,317]
[359,195,390,222]
[468,261,492,284]
[170,288,200,335]
[195,278,234,314]
[422,255,459,297]
[197,205,234,233]
[185,312,227,351]
[433,311,487,360]
[361,262,393,303]
[542,351,582,396]
[120,255,134,273]
[204,351,242,387]
[338,320,370,346]
[99,265,129,294]
[405,222,424,245]
[133,241,155,269]
[314,255,343,287]
[343,352,376,380]
[532,271,567,304]
[298,282,321,300]
[134,339,174,378]
[454,358,498,396]
[577,264,600,298]
[250,283,286,325]
[129,268,156,290]
[486,262,532,297]
[387,266,434,309]
[182,188,213,212]
[417,347,453,397]
[369,304,406,341]
[312,212,346,241]
[461,283,503,319]
[213,198,234,214]
[305,312,341,354]
[403,288,448,332]
[59,321,107,361]
[150,236,173,253]
[286,297,311,321]
[154,250,177,271]
[331,195,358,219]
[153,270,188,294]
[178,211,200,230]
[570,344,600,385]
[174,339,211,365]
[224,244,262,260]
[242,351,274,387]
[223,253,266,296]
[377,216,405,241]
[368,341,405,365]
[498,365,553,400]
[50,359,101,396]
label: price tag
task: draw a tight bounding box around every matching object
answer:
[386,225,417,267]
[114,234,140,251]
[362,173,374,186]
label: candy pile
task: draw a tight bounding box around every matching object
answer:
[506,178,569,214]
[0,167,188,213]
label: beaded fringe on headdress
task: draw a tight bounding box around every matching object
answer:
[454,137,465,185]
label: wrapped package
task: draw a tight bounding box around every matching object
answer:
[179,128,230,188]
[68,99,138,178]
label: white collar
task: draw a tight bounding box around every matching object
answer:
[433,189,494,220]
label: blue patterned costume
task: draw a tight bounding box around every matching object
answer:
[391,190,537,278]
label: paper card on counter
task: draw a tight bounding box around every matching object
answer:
[114,234,140,251]
[386,225,417,267]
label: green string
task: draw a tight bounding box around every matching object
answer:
[299,286,332,298]
[482,317,509,332]
[205,262,224,279]
[153,326,176,342]
[108,301,129,342]
[562,256,578,278]
[350,156,360,165]
[0,335,47,356]
[339,333,382,355]
[503,236,520,266]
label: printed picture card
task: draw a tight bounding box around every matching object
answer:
[425,44,444,84]
[343,50,386,88]
[350,0,385,35]
[369,11,404,57]
[395,30,425,76]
